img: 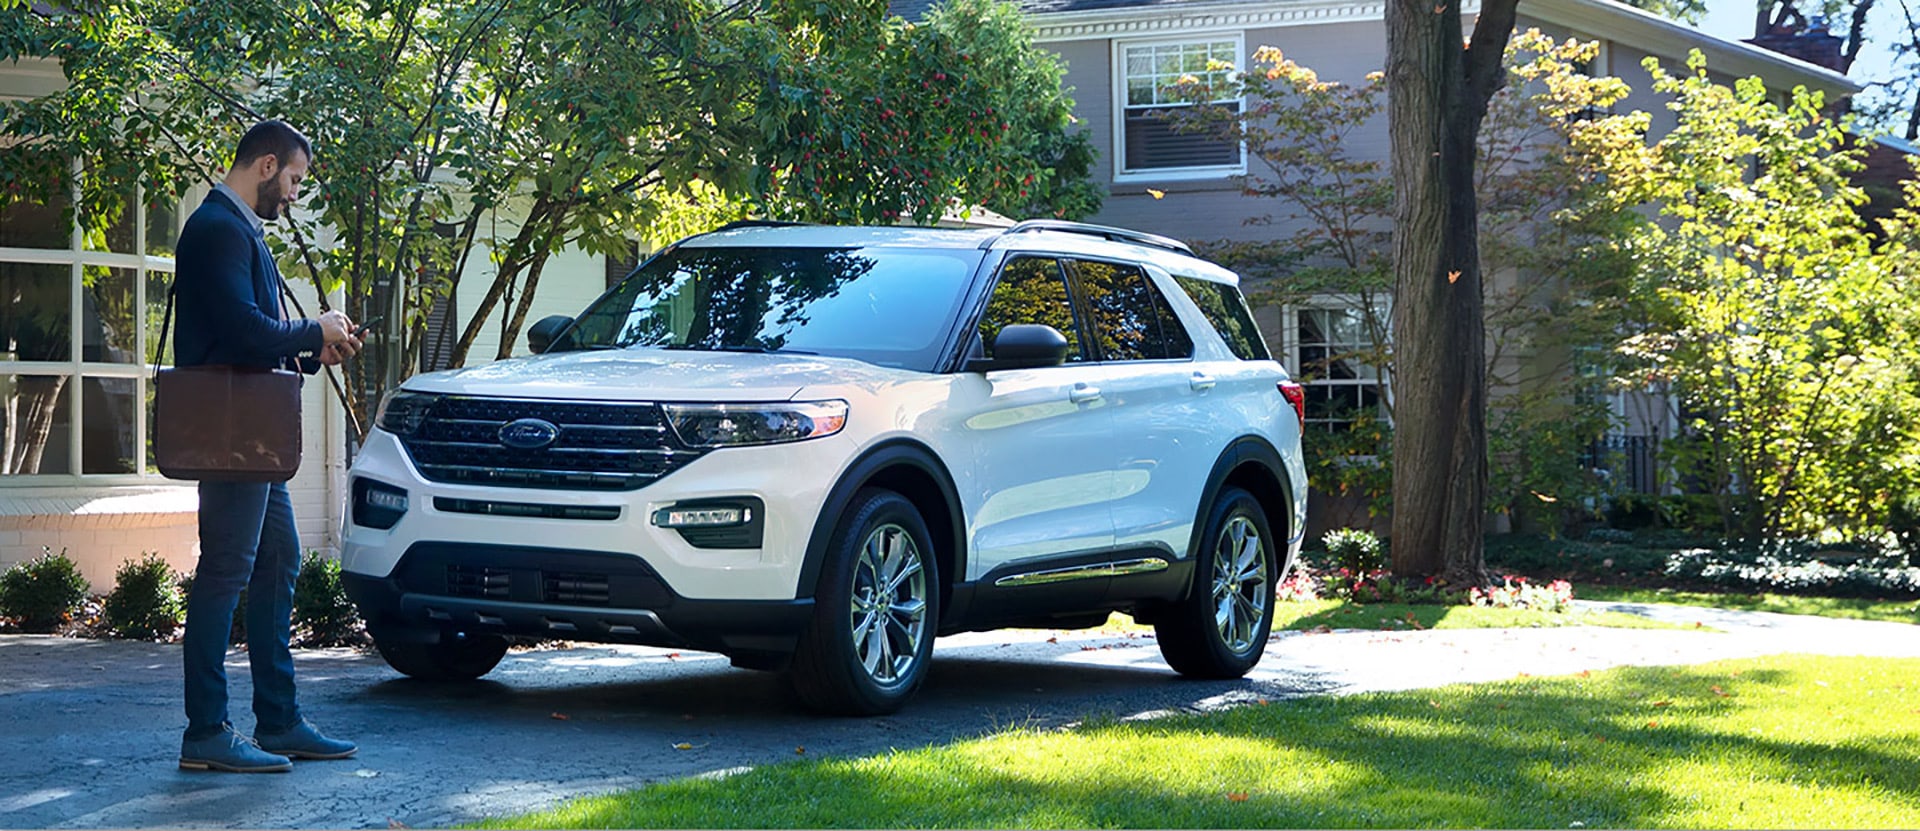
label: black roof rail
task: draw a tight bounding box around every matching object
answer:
[710,220,813,232]
[995,220,1194,256]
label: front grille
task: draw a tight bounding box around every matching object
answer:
[400,397,705,490]
[434,497,622,521]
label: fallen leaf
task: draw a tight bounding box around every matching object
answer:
[1495,703,1509,710]
[1227,792,1250,802]
[388,820,410,829]
[1651,700,1671,707]
[1428,699,1441,708]
[1447,270,1461,284]
[1046,636,1058,644]
[1646,720,1659,728]
[1594,735,1608,742]
[795,746,806,755]
[1147,188,1165,199]
[1258,699,1270,706]
[673,742,695,750]
[667,652,680,660]
[351,769,380,778]
[550,713,571,721]
[1711,685,1730,698]
[1694,621,1704,628]
[1577,670,1591,678]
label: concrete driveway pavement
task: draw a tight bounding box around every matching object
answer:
[2,601,1916,829]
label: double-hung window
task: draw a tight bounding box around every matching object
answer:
[1291,301,1389,433]
[0,155,178,481]
[1116,36,1244,180]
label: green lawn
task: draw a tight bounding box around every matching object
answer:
[480,654,1920,829]
[1578,585,1920,624]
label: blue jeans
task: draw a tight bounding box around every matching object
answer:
[182,481,303,740]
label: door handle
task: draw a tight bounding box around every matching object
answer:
[1189,372,1216,392]
[1069,383,1103,404]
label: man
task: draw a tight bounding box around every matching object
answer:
[175,120,363,774]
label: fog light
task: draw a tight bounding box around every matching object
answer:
[353,478,409,530]
[651,498,765,549]
[653,506,751,528]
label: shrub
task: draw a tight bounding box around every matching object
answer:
[293,551,364,647]
[0,548,91,633]
[102,553,184,640]
[1324,528,1387,574]
[1663,545,1920,599]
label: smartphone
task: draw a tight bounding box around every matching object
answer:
[352,316,384,338]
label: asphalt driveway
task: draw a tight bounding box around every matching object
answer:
[2,602,1916,829]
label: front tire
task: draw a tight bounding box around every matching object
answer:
[791,488,939,715]
[1156,486,1277,678]
[373,630,509,681]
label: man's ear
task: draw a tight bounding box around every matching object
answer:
[258,153,279,177]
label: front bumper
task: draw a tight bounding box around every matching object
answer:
[343,541,814,659]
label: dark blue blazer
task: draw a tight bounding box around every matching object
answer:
[172,190,323,372]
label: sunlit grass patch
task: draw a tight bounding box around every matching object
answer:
[1578,585,1920,624]
[477,655,1920,829]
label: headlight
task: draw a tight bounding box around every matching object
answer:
[374,391,440,437]
[663,400,848,448]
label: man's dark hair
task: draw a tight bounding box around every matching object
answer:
[233,120,312,169]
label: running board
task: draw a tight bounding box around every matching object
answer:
[992,557,1169,587]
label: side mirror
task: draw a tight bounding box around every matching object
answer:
[965,324,1070,372]
[527,314,574,354]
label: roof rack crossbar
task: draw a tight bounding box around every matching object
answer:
[997,220,1194,256]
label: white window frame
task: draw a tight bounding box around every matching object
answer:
[0,174,182,485]
[1282,294,1393,433]
[1111,33,1248,184]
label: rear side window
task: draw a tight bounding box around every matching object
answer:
[978,257,1087,362]
[1175,276,1271,361]
[1071,259,1193,361]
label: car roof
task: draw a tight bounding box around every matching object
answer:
[679,222,1242,286]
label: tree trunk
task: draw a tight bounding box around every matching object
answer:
[1383,0,1518,585]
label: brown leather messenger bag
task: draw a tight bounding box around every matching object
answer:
[151,287,302,482]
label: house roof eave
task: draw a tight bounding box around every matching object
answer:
[1024,0,1860,99]
[1521,0,1862,98]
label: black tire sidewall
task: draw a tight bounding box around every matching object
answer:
[1161,486,1277,677]
[795,488,940,714]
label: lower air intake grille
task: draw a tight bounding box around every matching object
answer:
[447,565,511,599]
[544,572,611,606]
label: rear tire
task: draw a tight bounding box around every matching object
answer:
[790,488,939,715]
[373,630,509,681]
[1155,486,1276,678]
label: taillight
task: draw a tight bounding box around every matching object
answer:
[1277,381,1306,430]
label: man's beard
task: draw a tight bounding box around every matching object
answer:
[254,178,284,221]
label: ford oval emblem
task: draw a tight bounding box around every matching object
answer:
[498,418,560,450]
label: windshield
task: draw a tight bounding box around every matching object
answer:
[552,245,983,371]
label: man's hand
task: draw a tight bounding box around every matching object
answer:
[318,310,363,362]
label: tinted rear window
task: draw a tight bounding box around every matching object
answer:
[1175,276,1270,361]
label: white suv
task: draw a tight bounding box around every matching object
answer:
[340,220,1307,715]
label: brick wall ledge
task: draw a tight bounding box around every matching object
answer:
[0,485,199,519]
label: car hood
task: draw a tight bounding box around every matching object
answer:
[398,348,914,402]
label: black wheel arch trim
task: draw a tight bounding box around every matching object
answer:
[796,439,965,602]
[1186,436,1298,567]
